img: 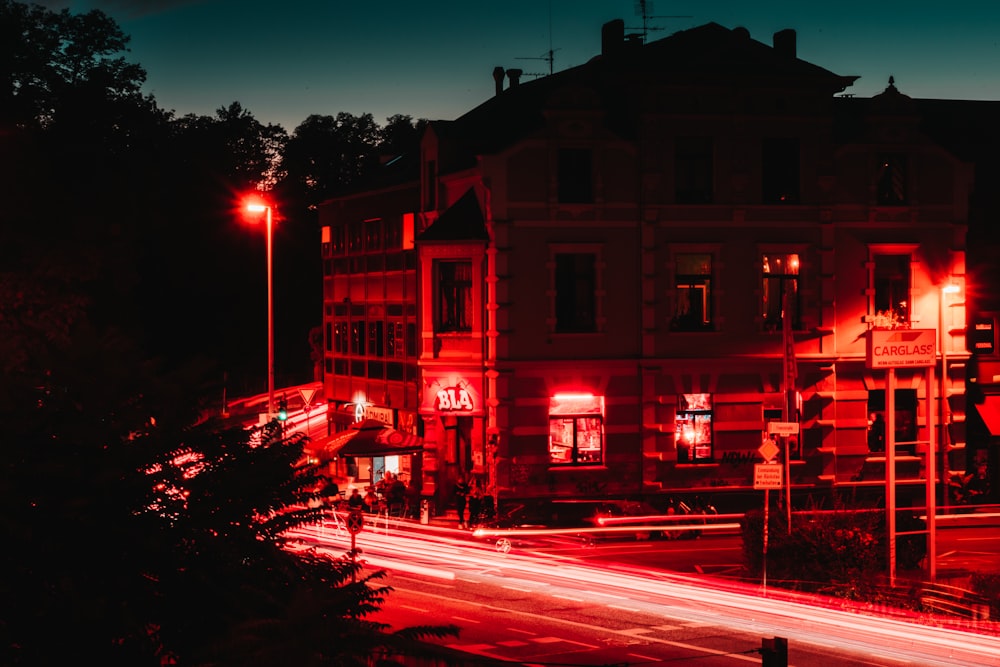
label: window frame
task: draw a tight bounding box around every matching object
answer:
[675,393,714,463]
[548,394,605,466]
[435,259,473,333]
[761,252,801,332]
[548,244,604,334]
[670,251,715,332]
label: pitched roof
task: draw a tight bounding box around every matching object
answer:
[434,21,857,175]
[417,188,489,242]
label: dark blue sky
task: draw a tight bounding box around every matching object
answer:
[40,1,1000,132]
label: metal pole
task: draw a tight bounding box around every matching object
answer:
[266,205,275,417]
[887,368,897,587]
[940,288,950,499]
[927,364,937,580]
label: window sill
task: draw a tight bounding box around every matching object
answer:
[548,464,608,470]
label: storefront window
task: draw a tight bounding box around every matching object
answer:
[548,393,604,465]
[675,393,713,463]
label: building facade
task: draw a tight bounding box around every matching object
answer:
[318,20,998,514]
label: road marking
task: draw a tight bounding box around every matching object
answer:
[496,639,529,647]
[399,604,428,612]
[451,615,480,623]
[628,653,661,661]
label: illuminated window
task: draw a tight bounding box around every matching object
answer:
[675,393,713,463]
[877,154,907,205]
[872,253,911,327]
[671,253,713,331]
[548,394,604,465]
[675,136,713,204]
[558,148,593,203]
[762,253,800,332]
[762,137,800,204]
[436,260,472,332]
[333,321,348,354]
[365,218,382,252]
[554,253,596,333]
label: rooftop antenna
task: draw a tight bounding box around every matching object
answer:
[516,0,559,76]
[628,0,692,43]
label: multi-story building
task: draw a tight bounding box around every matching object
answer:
[318,19,1000,514]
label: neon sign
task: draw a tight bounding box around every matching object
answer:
[435,386,475,412]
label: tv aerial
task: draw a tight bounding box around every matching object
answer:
[628,0,692,43]
[516,47,560,77]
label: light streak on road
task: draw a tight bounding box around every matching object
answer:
[285,518,1000,667]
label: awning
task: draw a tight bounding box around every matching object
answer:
[307,419,423,460]
[975,396,1000,436]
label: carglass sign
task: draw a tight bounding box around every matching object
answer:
[866,329,935,369]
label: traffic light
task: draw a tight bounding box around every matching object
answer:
[277,397,288,421]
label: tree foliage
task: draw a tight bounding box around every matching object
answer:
[1,1,452,664]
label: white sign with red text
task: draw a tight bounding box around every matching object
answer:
[866,329,935,369]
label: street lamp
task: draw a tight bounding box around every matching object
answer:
[246,199,275,417]
[939,283,961,487]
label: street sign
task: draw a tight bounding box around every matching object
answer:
[758,438,780,463]
[346,510,365,534]
[754,463,783,489]
[767,421,799,436]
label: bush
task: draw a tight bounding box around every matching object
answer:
[741,503,926,600]
[970,572,1000,620]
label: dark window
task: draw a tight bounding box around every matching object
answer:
[675,137,714,204]
[555,253,596,333]
[671,253,713,331]
[762,138,800,204]
[368,321,384,357]
[350,359,365,377]
[873,254,911,326]
[334,358,348,375]
[406,323,416,357]
[385,216,402,250]
[365,219,382,252]
[762,254,800,332]
[367,361,384,379]
[348,222,364,253]
[331,226,345,255]
[386,362,404,381]
[325,322,332,352]
[558,148,593,203]
[868,389,918,454]
[350,321,366,355]
[877,154,907,205]
[437,260,472,332]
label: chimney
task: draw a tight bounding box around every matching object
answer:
[493,66,505,95]
[602,19,625,56]
[773,29,796,58]
[506,68,522,88]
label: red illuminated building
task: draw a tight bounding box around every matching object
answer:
[318,20,1000,513]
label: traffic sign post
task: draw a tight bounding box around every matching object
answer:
[757,436,786,596]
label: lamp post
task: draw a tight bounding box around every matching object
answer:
[940,284,960,484]
[246,200,275,417]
